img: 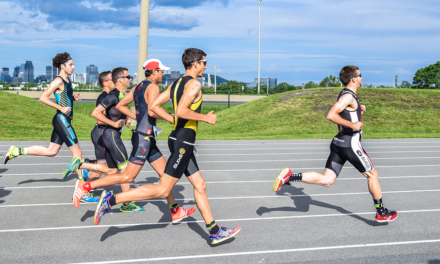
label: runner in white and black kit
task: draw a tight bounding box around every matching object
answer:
[273,65,398,223]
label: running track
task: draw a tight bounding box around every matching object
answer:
[0,139,439,263]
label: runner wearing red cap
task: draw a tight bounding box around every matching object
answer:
[72,59,196,223]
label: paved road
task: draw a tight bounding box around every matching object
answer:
[0,139,439,263]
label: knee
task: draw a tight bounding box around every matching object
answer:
[47,149,59,157]
[319,174,336,187]
[157,186,171,198]
[193,179,207,193]
[124,174,136,183]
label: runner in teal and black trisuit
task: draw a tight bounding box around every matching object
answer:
[3,52,84,180]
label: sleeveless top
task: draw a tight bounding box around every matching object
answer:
[133,80,156,132]
[100,88,127,132]
[336,88,362,134]
[170,76,203,133]
[54,76,74,118]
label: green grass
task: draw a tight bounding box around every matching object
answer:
[1,88,440,141]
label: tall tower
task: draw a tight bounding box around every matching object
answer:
[137,0,150,82]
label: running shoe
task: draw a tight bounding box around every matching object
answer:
[94,190,113,225]
[376,209,398,223]
[80,158,90,181]
[171,206,196,223]
[73,179,87,208]
[209,226,241,245]
[273,168,293,192]
[120,202,145,213]
[80,192,99,203]
[63,156,83,179]
[3,146,19,164]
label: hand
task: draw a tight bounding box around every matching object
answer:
[60,107,72,115]
[169,114,175,124]
[351,121,363,131]
[205,111,217,125]
[126,119,132,128]
[361,105,366,112]
[74,93,82,101]
[113,120,125,128]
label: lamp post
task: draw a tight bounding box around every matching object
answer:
[137,0,150,81]
[257,0,261,94]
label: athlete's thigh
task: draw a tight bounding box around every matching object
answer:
[52,113,78,147]
[164,137,194,179]
[50,115,64,146]
[325,145,346,176]
[150,156,167,175]
[346,134,374,173]
[91,126,106,162]
[103,129,128,169]
[104,145,117,169]
[184,152,199,177]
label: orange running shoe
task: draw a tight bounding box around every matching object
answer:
[73,180,87,208]
[171,206,196,223]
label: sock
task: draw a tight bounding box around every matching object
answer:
[169,203,179,209]
[109,195,116,207]
[83,182,92,192]
[374,198,384,214]
[206,220,220,235]
[19,148,27,155]
[289,172,303,182]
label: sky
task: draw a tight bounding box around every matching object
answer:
[1,0,440,86]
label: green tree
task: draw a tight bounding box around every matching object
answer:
[413,61,440,88]
[319,75,342,87]
[272,82,298,93]
[400,80,412,88]
[304,81,318,89]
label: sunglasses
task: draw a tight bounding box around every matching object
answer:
[191,60,207,66]
[118,75,132,80]
[153,69,164,73]
[353,73,362,78]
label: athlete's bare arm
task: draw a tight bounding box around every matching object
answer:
[176,79,216,124]
[150,84,174,123]
[116,88,136,120]
[39,78,71,115]
[91,105,124,128]
[327,94,362,131]
[146,83,165,120]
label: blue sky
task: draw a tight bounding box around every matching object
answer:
[1,0,440,86]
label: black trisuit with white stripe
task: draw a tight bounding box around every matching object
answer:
[91,91,108,163]
[325,88,374,176]
[164,76,202,179]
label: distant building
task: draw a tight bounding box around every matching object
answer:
[197,76,206,86]
[248,77,277,88]
[13,66,19,77]
[24,61,34,83]
[86,64,99,83]
[35,75,48,83]
[132,73,138,84]
[74,73,86,85]
[12,77,23,84]
[46,66,58,81]
[170,71,180,79]
[1,68,11,83]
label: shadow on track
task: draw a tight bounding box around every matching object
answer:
[428,260,440,264]
[0,188,12,204]
[256,185,384,226]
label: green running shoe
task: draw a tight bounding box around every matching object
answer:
[4,146,19,164]
[62,156,83,179]
[120,202,145,213]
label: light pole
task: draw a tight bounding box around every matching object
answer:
[137,0,150,81]
[257,0,261,94]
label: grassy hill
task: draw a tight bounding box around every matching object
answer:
[1,88,440,141]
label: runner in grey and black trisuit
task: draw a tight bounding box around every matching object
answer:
[272,65,398,223]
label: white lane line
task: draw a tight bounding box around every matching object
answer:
[1,208,440,234]
[73,237,440,264]
[2,141,440,148]
[1,189,439,208]
[3,164,440,176]
[8,150,440,158]
[3,156,440,166]
[2,145,440,153]
[3,175,440,189]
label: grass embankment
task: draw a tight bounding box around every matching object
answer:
[1,88,440,141]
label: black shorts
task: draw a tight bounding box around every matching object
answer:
[50,113,78,147]
[129,133,163,166]
[164,129,199,179]
[91,124,106,162]
[325,132,374,176]
[102,128,128,170]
